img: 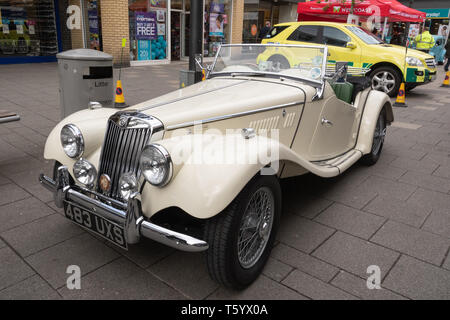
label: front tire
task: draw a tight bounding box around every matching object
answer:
[370,66,401,97]
[204,175,281,289]
[361,109,386,166]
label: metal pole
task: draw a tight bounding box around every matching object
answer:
[189,0,203,83]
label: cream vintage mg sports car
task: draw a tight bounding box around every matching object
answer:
[40,44,393,289]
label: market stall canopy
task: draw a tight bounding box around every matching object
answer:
[297,0,426,23]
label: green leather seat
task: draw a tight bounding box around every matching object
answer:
[330,82,354,104]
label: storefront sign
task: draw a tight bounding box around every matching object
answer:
[135,11,157,40]
[420,8,450,19]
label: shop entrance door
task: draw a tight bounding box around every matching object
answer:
[171,11,181,60]
[183,13,190,58]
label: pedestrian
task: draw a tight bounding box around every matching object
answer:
[444,34,450,72]
[414,26,435,53]
[259,21,271,40]
[390,29,404,46]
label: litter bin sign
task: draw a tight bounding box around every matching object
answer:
[57,49,114,118]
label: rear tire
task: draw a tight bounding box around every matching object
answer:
[361,109,386,166]
[370,66,401,97]
[204,175,281,289]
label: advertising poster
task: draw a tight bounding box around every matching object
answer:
[28,20,35,35]
[137,39,152,60]
[438,25,448,38]
[157,23,165,36]
[408,24,420,38]
[150,0,166,8]
[135,11,157,40]
[210,2,224,13]
[16,23,23,34]
[157,10,165,22]
[209,13,224,37]
[3,24,9,34]
[88,0,100,49]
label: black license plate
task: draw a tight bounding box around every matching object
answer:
[64,202,128,250]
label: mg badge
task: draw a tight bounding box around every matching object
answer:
[99,174,111,193]
[119,116,128,127]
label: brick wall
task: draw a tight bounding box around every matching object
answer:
[99,0,130,66]
[231,0,244,44]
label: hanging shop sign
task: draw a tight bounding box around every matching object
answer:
[135,11,157,40]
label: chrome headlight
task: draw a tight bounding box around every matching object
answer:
[119,173,138,201]
[73,159,97,187]
[139,144,172,187]
[61,124,84,158]
[406,56,424,67]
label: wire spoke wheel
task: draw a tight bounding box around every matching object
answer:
[237,187,275,269]
[372,115,386,155]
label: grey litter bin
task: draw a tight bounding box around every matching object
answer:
[57,49,114,119]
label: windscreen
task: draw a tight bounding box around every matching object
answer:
[211,44,327,82]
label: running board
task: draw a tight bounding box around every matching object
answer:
[309,149,363,177]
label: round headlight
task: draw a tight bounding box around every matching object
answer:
[139,144,172,187]
[61,124,84,158]
[73,159,97,187]
[119,173,138,201]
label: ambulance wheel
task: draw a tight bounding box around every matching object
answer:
[370,66,401,97]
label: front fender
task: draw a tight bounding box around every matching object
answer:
[356,90,393,155]
[140,130,344,219]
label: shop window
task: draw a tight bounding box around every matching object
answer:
[204,0,231,57]
[322,27,351,47]
[287,25,320,43]
[129,0,168,61]
[0,0,58,58]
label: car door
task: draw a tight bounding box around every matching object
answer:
[321,26,362,68]
[308,90,358,160]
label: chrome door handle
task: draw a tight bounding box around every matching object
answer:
[321,118,333,127]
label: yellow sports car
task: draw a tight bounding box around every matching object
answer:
[262,21,437,97]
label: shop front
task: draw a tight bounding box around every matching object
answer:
[0,0,238,65]
[0,0,61,64]
[421,8,450,38]
[128,0,233,65]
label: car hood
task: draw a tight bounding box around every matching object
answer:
[129,77,311,129]
[375,43,434,60]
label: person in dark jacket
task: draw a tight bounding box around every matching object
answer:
[445,34,450,71]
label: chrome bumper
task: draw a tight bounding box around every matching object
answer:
[39,166,208,252]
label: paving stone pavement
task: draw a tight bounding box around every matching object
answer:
[1,62,450,300]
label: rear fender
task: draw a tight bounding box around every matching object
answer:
[356,90,393,155]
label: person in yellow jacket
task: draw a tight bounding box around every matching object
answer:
[414,26,435,53]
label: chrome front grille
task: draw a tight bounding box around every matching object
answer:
[425,58,436,69]
[97,111,163,201]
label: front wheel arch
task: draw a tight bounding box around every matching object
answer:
[369,63,403,97]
